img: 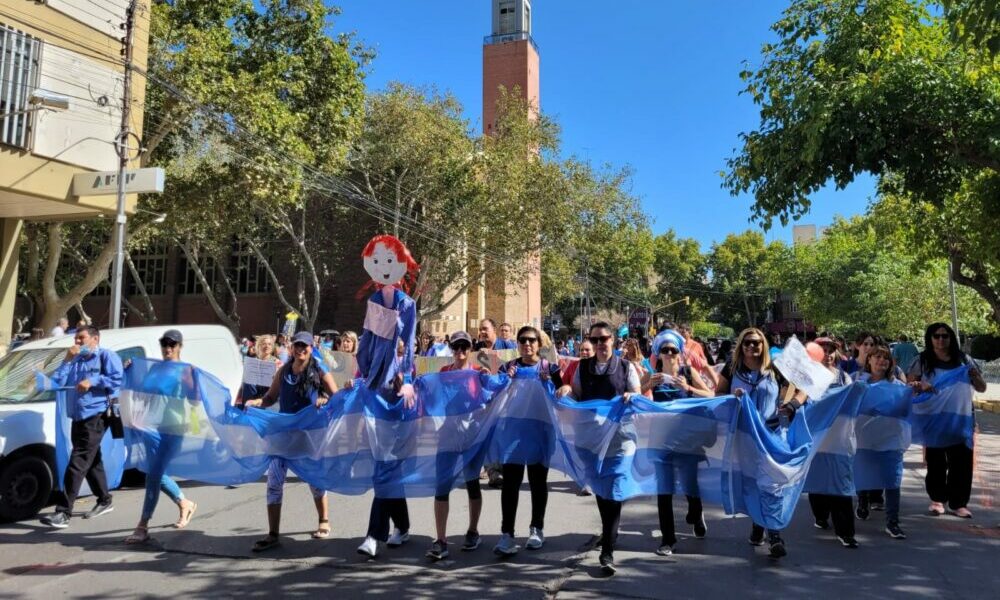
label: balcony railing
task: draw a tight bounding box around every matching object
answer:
[483,31,539,52]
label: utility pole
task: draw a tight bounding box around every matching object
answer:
[109,0,138,329]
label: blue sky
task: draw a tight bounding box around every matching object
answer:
[331,0,876,250]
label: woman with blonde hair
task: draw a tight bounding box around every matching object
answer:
[716,327,802,559]
[339,330,359,355]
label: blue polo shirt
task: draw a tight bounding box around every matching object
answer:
[51,347,124,421]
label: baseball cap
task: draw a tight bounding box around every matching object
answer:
[159,329,183,344]
[292,331,314,346]
[814,336,837,347]
[449,331,473,347]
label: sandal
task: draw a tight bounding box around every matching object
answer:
[175,501,197,529]
[311,520,331,539]
[252,533,281,552]
[124,526,149,545]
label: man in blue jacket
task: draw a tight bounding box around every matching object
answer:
[40,326,124,528]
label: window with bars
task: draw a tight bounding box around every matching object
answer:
[0,23,42,150]
[233,242,272,294]
[178,254,217,296]
[127,244,168,296]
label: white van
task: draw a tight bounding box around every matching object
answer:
[0,325,242,521]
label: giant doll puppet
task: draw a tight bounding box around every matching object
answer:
[356,234,419,398]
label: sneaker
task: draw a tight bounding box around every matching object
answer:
[525,526,544,550]
[814,518,830,530]
[870,501,885,511]
[928,502,945,516]
[577,487,593,497]
[82,500,114,519]
[688,513,708,538]
[40,512,70,529]
[462,530,481,551]
[599,552,617,575]
[487,469,503,489]
[655,542,674,556]
[856,504,870,521]
[950,507,973,519]
[838,536,859,549]
[748,528,766,546]
[768,534,787,558]
[386,528,410,547]
[885,521,907,539]
[426,540,449,561]
[493,533,519,556]
[357,536,379,557]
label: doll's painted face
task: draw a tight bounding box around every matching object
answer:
[363,242,408,285]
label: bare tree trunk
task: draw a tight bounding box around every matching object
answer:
[951,253,1000,330]
[38,223,118,330]
[178,240,240,333]
[743,295,754,327]
[279,217,321,331]
[125,254,157,323]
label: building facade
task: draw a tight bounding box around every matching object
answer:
[0,0,150,348]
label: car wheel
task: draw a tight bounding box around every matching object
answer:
[0,455,54,522]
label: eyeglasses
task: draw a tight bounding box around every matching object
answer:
[518,337,538,345]
[742,339,762,348]
[450,342,471,352]
[588,335,612,344]
[292,342,310,350]
[932,333,950,340]
[159,340,178,348]
[659,346,680,356]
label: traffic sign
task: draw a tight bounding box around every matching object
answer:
[628,307,650,327]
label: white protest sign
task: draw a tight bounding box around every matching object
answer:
[773,336,836,400]
[242,357,277,387]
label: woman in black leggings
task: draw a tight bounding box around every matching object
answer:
[493,325,563,557]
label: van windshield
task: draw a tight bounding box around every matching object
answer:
[0,349,67,404]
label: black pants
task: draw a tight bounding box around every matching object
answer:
[657,494,703,546]
[808,493,855,538]
[500,463,548,534]
[595,495,622,555]
[366,497,410,542]
[55,413,111,515]
[925,444,974,509]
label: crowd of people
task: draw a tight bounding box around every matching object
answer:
[37,317,987,577]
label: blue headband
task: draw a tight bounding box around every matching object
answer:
[651,330,684,357]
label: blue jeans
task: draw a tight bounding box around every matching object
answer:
[141,434,185,521]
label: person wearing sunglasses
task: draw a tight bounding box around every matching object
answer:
[426,331,487,561]
[493,326,564,557]
[556,322,641,575]
[243,331,339,552]
[906,322,986,518]
[716,327,800,559]
[121,329,199,544]
[642,330,714,557]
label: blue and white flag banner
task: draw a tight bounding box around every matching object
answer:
[911,365,975,449]
[52,388,126,494]
[103,359,974,530]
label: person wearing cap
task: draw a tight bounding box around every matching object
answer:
[243,331,339,552]
[642,329,714,556]
[425,331,487,561]
[124,329,199,544]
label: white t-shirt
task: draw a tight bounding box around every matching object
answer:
[50,326,65,337]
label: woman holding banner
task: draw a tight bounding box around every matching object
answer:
[557,322,641,575]
[493,325,564,557]
[855,343,908,539]
[716,327,796,559]
[907,323,986,519]
[805,336,858,548]
[426,331,488,561]
[644,329,714,555]
[243,331,338,552]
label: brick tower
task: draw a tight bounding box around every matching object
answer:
[473,0,542,331]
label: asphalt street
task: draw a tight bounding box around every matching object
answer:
[1,412,998,600]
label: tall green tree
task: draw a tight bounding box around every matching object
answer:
[725,0,1000,328]
[706,231,784,330]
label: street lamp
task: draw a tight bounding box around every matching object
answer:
[0,90,71,119]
